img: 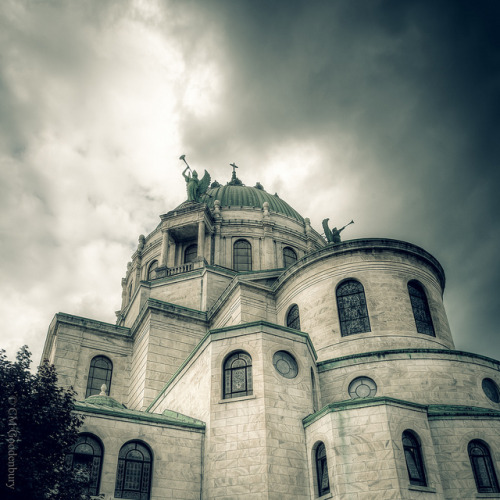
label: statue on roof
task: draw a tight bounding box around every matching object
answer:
[322,218,354,244]
[180,155,211,202]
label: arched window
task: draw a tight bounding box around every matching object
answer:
[223,351,253,399]
[184,244,198,264]
[85,356,113,398]
[66,433,103,496]
[286,304,301,330]
[315,442,330,496]
[468,440,500,493]
[147,260,158,280]
[233,239,252,271]
[311,368,319,413]
[408,280,435,336]
[128,281,134,303]
[402,430,427,486]
[283,247,297,267]
[115,441,152,500]
[336,279,371,336]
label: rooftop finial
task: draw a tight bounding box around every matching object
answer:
[100,384,107,396]
[228,162,243,186]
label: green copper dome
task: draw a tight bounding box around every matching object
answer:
[199,184,304,222]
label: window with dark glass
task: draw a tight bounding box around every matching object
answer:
[115,441,152,500]
[66,434,103,496]
[147,260,158,280]
[336,279,371,336]
[223,351,253,399]
[469,440,500,493]
[184,244,198,264]
[315,442,330,496]
[283,247,298,268]
[483,378,500,403]
[233,239,252,271]
[402,430,427,486]
[85,356,113,398]
[286,304,301,330]
[407,280,435,336]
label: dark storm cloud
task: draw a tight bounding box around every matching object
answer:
[0,0,499,362]
[173,0,500,358]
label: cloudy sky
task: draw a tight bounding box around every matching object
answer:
[1,0,499,365]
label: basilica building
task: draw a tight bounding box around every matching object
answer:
[42,167,500,499]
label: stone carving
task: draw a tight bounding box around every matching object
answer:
[322,218,354,243]
[137,235,145,252]
[180,155,211,202]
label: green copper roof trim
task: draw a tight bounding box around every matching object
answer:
[130,297,208,337]
[303,397,427,427]
[54,313,131,337]
[74,401,205,430]
[199,184,304,222]
[302,398,500,428]
[146,320,317,412]
[84,395,125,409]
[317,348,500,372]
[273,238,446,291]
[427,405,500,419]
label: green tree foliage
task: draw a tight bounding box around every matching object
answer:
[0,346,92,500]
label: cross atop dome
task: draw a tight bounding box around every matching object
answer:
[228,162,243,186]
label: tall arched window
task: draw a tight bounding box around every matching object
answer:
[336,279,371,336]
[283,247,297,267]
[402,430,427,486]
[311,368,319,413]
[66,433,103,496]
[315,442,330,496]
[184,244,198,263]
[233,239,252,271]
[408,280,435,336]
[86,356,113,398]
[223,351,253,399]
[147,260,158,281]
[115,441,152,500]
[128,281,134,303]
[468,440,500,493]
[286,304,301,330]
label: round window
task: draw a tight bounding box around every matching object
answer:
[273,351,298,379]
[482,378,500,403]
[348,377,377,399]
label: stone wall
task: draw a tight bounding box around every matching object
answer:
[78,413,203,500]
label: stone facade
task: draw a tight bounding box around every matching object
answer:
[42,177,500,499]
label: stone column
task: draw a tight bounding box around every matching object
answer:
[197,220,205,260]
[160,228,169,267]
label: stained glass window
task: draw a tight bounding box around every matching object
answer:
[315,442,330,496]
[115,441,152,500]
[283,247,298,268]
[233,240,252,271]
[86,356,113,398]
[482,378,500,404]
[273,351,298,379]
[66,434,103,496]
[147,260,158,281]
[408,280,435,336]
[184,244,198,264]
[402,430,427,486]
[348,377,377,399]
[286,304,301,331]
[469,440,500,493]
[336,280,371,336]
[223,351,253,399]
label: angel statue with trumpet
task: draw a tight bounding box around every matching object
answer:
[179,155,211,203]
[322,218,354,244]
